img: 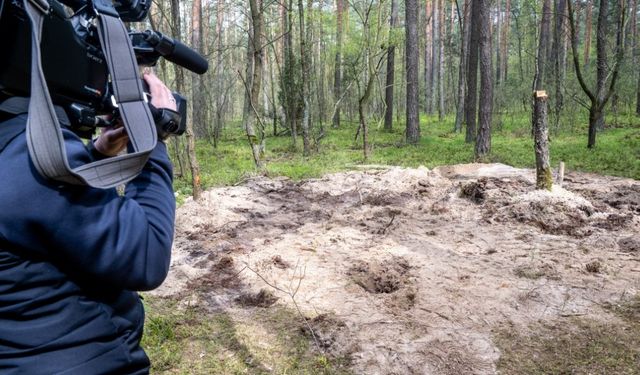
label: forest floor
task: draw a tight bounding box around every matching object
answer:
[145,163,640,374]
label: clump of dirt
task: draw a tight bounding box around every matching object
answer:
[460,178,488,204]
[301,313,350,352]
[271,255,290,269]
[514,262,560,280]
[186,255,242,292]
[585,260,602,273]
[618,236,640,253]
[236,289,278,308]
[592,213,634,230]
[347,257,412,294]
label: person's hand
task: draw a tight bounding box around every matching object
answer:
[143,70,177,111]
[93,121,129,157]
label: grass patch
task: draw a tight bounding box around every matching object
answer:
[172,111,639,196]
[142,295,352,374]
[496,296,640,374]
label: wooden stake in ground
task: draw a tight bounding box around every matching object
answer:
[533,91,552,190]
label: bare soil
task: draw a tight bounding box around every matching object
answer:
[151,163,640,374]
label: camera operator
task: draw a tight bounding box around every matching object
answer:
[0,70,177,374]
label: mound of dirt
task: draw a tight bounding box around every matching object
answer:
[152,163,640,374]
[488,187,596,236]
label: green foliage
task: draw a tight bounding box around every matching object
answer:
[173,112,638,197]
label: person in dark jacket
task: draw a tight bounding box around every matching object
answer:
[0,71,176,374]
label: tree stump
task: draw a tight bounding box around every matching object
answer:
[533,91,552,190]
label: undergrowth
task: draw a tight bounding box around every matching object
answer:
[496,295,640,374]
[142,295,352,374]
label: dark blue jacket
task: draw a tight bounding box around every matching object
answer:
[0,114,175,374]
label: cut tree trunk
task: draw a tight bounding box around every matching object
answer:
[533,91,552,191]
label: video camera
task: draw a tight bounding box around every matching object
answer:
[0,0,208,138]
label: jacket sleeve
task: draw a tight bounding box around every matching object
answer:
[0,123,176,291]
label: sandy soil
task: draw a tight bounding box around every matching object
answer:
[151,163,640,374]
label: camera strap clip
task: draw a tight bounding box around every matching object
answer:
[27,0,49,14]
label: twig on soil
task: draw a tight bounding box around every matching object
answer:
[381,213,397,234]
[559,312,587,317]
[243,261,324,354]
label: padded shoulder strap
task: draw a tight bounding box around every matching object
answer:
[23,0,157,189]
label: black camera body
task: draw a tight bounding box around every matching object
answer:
[0,0,205,138]
[0,0,109,110]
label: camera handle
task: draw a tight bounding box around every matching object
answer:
[23,0,157,189]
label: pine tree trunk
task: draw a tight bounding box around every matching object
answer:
[438,0,445,119]
[213,0,225,147]
[431,0,439,114]
[245,0,265,169]
[425,0,433,114]
[170,0,185,178]
[332,0,344,128]
[298,0,311,155]
[553,0,567,129]
[475,0,492,159]
[405,0,420,143]
[501,0,511,82]
[189,0,203,199]
[465,0,481,143]
[454,0,470,133]
[534,0,552,91]
[595,0,608,132]
[384,0,398,131]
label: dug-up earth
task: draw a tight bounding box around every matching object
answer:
[151,163,640,374]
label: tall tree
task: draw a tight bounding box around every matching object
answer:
[568,0,626,148]
[213,0,225,147]
[245,0,266,168]
[405,0,420,143]
[583,0,593,67]
[500,0,511,83]
[384,0,398,131]
[298,0,312,155]
[475,0,493,159]
[425,0,433,114]
[552,0,567,128]
[438,0,445,119]
[464,0,481,143]
[189,0,204,199]
[533,0,552,91]
[332,0,344,128]
[454,0,471,133]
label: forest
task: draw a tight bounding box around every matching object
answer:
[138,0,639,199]
[138,0,640,373]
